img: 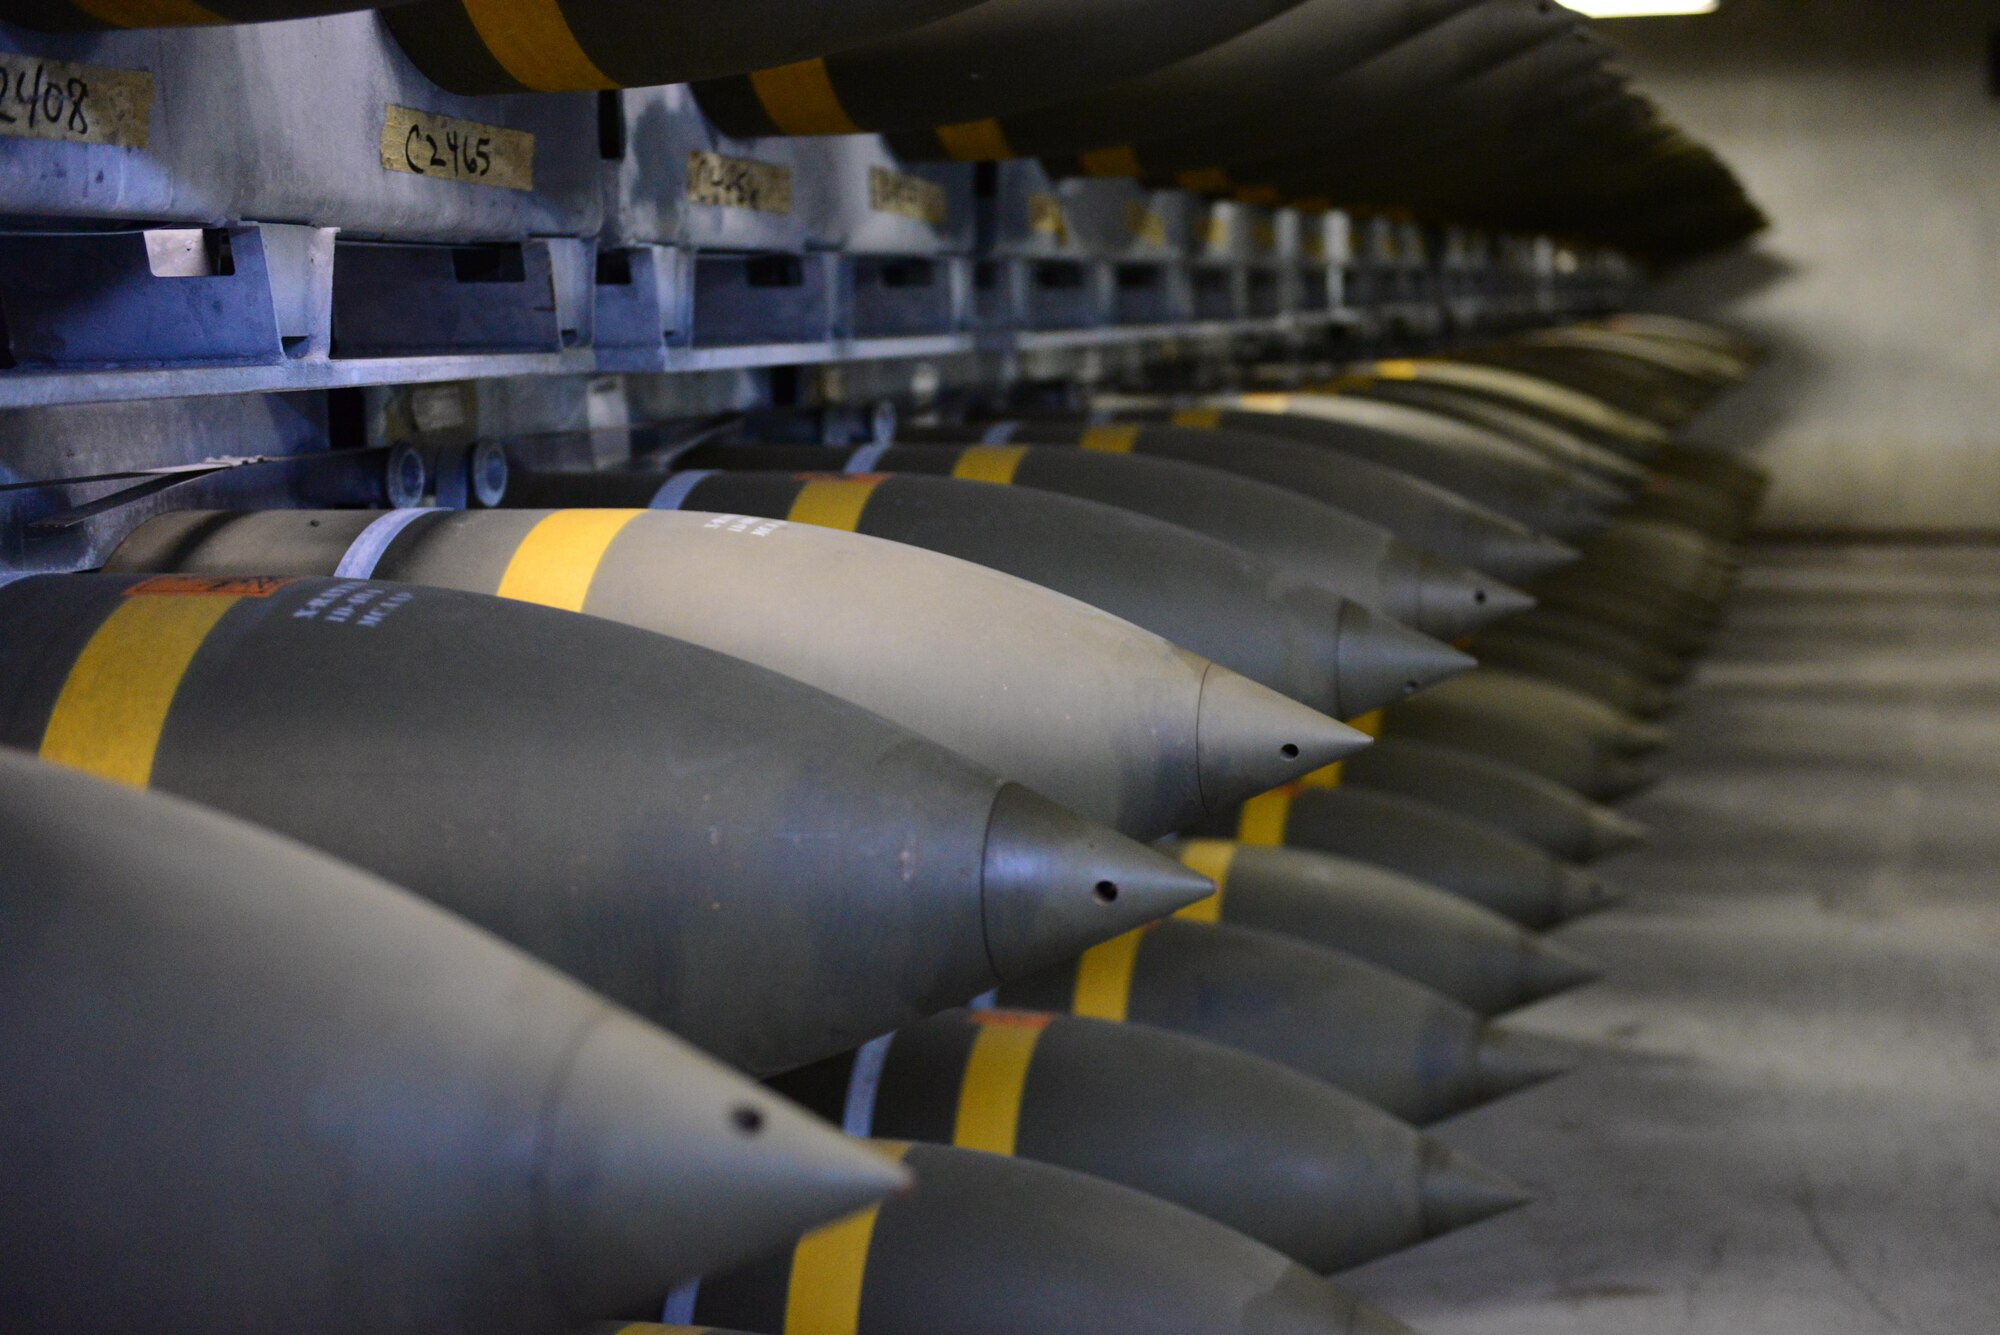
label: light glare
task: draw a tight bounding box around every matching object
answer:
[1558,0,1718,15]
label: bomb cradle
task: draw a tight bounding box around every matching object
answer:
[0,751,908,1335]
[0,574,1208,1076]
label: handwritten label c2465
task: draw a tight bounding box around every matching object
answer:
[0,53,151,148]
[380,105,533,192]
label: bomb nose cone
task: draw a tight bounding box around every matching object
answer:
[1197,665,1373,811]
[1335,603,1475,717]
[1418,1140,1533,1238]
[541,1013,912,1317]
[1488,530,1584,583]
[1472,1025,1573,1104]
[1554,865,1628,920]
[1416,553,1536,640]
[1587,807,1651,859]
[1519,936,1604,1002]
[981,783,1215,979]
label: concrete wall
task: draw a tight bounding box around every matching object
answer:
[1610,0,2000,534]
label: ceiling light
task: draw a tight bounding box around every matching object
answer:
[1558,0,1718,15]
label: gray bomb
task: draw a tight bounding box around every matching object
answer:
[687,1141,1426,1335]
[1388,670,1673,758]
[995,918,1564,1123]
[1344,376,1650,491]
[1476,606,1693,685]
[689,0,1305,136]
[0,750,908,1333]
[503,462,1471,716]
[1199,785,1620,928]
[1339,736,1649,861]
[1337,358,1671,458]
[770,1009,1527,1273]
[900,416,1581,583]
[661,439,1524,639]
[1163,838,1599,1013]
[0,574,1207,1075]
[1467,630,1677,719]
[107,508,1362,840]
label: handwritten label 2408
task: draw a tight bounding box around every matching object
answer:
[380,105,533,192]
[0,53,152,148]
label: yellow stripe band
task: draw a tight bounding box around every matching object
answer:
[458,0,616,91]
[952,1021,1044,1154]
[933,117,1014,161]
[1373,359,1423,380]
[787,478,882,532]
[65,0,221,26]
[1235,789,1293,847]
[1071,929,1144,1021]
[1170,408,1222,430]
[951,445,1026,485]
[785,1143,910,1335]
[1233,392,1294,413]
[39,593,239,790]
[494,510,643,613]
[1077,145,1142,177]
[1172,839,1235,924]
[749,58,862,135]
[1078,424,1139,454]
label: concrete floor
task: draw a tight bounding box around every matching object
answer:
[1344,544,2000,1335]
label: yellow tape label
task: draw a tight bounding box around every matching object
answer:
[1124,201,1167,247]
[784,1143,910,1335]
[952,1016,1045,1155]
[868,166,948,226]
[381,105,534,191]
[950,445,1026,485]
[686,150,793,214]
[1027,193,1069,245]
[39,592,239,790]
[0,53,153,147]
[495,510,643,612]
[1071,928,1145,1021]
[787,477,881,531]
[750,57,860,136]
[1235,788,1293,847]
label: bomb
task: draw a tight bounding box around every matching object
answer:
[0,573,1207,1075]
[900,416,1581,582]
[996,918,1565,1123]
[1332,376,1650,490]
[688,0,1306,137]
[501,463,1468,718]
[381,0,982,94]
[661,440,1525,639]
[1334,358,1671,457]
[1338,736,1650,861]
[1469,627,1678,718]
[107,508,1361,840]
[0,749,909,1334]
[1201,785,1621,927]
[1163,838,1599,1013]
[772,1009,1528,1273]
[687,1143,1428,1334]
[1388,670,1673,759]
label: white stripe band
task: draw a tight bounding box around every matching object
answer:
[648,470,718,511]
[979,421,1021,444]
[334,509,430,580]
[842,443,889,474]
[660,1280,700,1324]
[842,1033,896,1138]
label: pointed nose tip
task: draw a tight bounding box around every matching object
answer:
[1472,1024,1572,1104]
[1196,665,1372,812]
[1518,935,1603,1001]
[1486,531,1583,583]
[542,1014,912,1313]
[1554,863,1627,921]
[1414,554,1537,640]
[1334,602,1475,716]
[980,783,1216,979]
[1586,806,1651,859]
[1418,1139,1533,1237]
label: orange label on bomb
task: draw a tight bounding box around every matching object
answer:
[124,575,291,598]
